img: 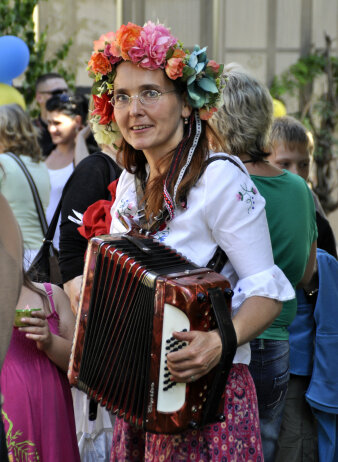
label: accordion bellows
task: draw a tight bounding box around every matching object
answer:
[68,232,237,434]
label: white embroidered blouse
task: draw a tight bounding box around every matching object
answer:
[109,153,295,364]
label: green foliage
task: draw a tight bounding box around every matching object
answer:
[270,39,338,212]
[270,52,338,100]
[0,0,75,115]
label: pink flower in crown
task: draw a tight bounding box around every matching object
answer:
[128,21,177,70]
[206,60,220,74]
[104,44,122,65]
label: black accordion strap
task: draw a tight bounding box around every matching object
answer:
[202,154,246,174]
[201,286,237,425]
[206,246,228,274]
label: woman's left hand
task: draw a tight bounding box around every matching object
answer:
[19,310,52,352]
[166,329,222,383]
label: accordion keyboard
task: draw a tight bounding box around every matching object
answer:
[157,303,190,412]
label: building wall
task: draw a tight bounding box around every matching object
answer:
[37,0,338,239]
[38,0,338,88]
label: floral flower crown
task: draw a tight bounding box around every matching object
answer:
[87,21,224,147]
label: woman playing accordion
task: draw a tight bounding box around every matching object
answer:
[74,21,295,461]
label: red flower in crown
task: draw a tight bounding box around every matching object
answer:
[92,94,115,125]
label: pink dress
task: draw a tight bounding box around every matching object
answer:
[0,283,80,462]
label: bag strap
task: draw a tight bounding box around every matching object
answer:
[205,155,246,273]
[202,154,246,175]
[5,152,48,236]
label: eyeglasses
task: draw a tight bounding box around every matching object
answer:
[39,88,69,96]
[111,89,176,108]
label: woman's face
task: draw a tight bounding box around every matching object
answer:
[47,111,79,146]
[113,62,191,163]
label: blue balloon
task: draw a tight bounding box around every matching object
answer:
[0,36,30,84]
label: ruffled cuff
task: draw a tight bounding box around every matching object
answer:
[231,264,295,311]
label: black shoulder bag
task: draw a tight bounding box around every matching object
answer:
[29,152,121,287]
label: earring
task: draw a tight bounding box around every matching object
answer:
[184,117,189,125]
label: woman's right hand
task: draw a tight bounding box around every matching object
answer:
[63,275,83,315]
[166,329,223,383]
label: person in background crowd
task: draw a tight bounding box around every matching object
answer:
[59,144,121,315]
[0,104,50,269]
[223,62,287,119]
[268,116,337,258]
[82,21,295,461]
[0,194,23,462]
[45,94,88,250]
[33,73,69,157]
[210,70,317,462]
[0,266,80,461]
[58,144,121,459]
[55,95,120,458]
[268,115,337,462]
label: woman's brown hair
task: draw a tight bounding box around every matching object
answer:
[23,271,50,313]
[0,104,42,161]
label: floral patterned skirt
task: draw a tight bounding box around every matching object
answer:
[110,364,263,462]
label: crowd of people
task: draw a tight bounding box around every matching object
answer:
[0,19,337,462]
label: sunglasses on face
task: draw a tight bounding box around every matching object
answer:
[39,88,69,96]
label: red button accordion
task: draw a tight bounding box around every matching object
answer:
[68,231,237,434]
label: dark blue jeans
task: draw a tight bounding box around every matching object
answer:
[249,338,290,462]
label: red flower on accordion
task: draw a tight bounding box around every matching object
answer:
[92,93,115,125]
[77,179,119,240]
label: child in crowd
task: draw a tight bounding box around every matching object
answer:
[269,115,337,462]
[0,269,80,461]
[268,115,313,179]
[268,116,337,258]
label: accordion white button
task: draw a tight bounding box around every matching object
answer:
[157,303,190,413]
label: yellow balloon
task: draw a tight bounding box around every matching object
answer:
[0,83,26,109]
[273,98,287,118]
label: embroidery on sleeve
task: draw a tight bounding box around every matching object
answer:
[115,198,135,220]
[236,184,257,213]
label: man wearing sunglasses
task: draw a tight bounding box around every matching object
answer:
[33,73,69,157]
